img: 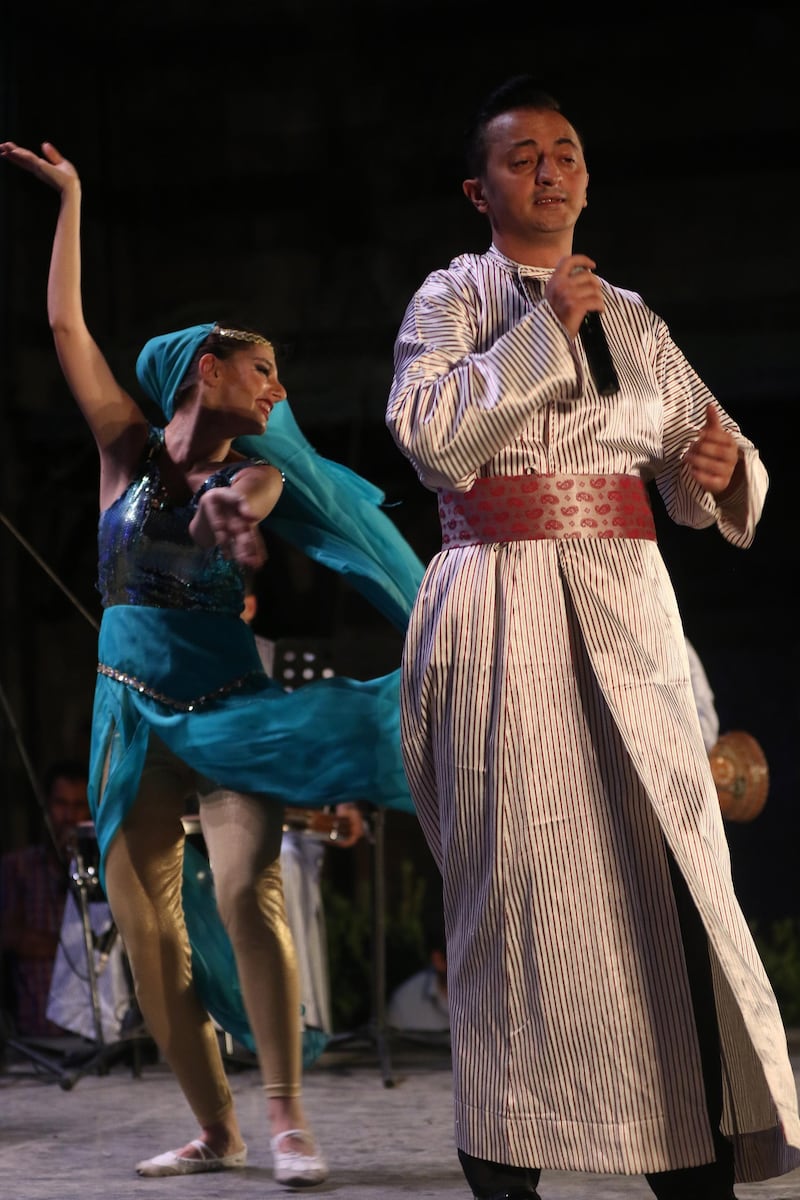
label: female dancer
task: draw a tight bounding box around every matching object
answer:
[1,138,421,1187]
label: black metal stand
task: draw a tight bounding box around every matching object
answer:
[2,853,146,1090]
[60,852,145,1089]
[326,805,395,1086]
[0,655,152,1087]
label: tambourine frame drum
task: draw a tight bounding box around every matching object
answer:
[709,730,769,823]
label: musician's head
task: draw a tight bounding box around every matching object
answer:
[43,759,90,853]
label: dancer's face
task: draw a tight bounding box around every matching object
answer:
[205,344,287,435]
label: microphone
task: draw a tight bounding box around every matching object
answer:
[579,310,619,396]
[569,264,619,396]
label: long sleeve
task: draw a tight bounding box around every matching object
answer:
[386,259,581,492]
[652,321,768,547]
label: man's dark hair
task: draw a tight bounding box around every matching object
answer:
[463,74,573,177]
[43,758,88,796]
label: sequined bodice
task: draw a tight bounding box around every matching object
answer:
[97,427,248,615]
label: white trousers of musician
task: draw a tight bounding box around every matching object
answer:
[280,832,332,1034]
[46,886,131,1042]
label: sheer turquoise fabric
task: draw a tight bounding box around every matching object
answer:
[237,400,425,634]
[91,607,413,880]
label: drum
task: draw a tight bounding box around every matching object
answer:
[184,809,347,845]
[709,730,769,823]
[282,807,355,843]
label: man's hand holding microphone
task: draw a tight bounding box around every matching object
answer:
[545,254,619,396]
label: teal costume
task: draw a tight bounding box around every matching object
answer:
[89,323,425,1061]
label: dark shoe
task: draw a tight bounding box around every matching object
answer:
[472,1192,542,1200]
[459,1148,541,1199]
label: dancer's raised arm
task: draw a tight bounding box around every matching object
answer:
[1,140,147,506]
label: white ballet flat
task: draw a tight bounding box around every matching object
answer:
[270,1128,328,1187]
[136,1137,247,1176]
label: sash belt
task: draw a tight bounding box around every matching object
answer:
[438,474,656,548]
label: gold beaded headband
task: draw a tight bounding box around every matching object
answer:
[213,323,271,347]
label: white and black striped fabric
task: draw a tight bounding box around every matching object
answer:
[385,246,800,1182]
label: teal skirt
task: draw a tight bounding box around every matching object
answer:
[89,605,414,875]
[88,604,414,1068]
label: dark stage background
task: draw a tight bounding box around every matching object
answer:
[1,4,797,922]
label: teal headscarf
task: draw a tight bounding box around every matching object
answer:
[135,323,215,420]
[133,320,426,630]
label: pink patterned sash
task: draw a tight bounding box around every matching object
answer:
[438,474,656,548]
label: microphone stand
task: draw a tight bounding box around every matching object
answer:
[0,676,143,1089]
[0,673,77,1085]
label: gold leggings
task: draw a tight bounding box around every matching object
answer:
[103,735,301,1127]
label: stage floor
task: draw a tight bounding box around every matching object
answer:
[2,1033,800,1199]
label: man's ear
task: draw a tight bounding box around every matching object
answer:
[583,171,589,210]
[462,176,489,214]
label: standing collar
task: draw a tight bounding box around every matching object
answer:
[486,243,556,281]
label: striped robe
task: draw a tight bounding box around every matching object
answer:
[385,245,800,1181]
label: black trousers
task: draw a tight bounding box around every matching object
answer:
[458,846,736,1200]
[644,848,735,1200]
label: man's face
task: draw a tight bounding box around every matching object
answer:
[48,776,90,853]
[464,107,589,244]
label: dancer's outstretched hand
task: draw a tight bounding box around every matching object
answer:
[190,486,268,570]
[0,140,79,194]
